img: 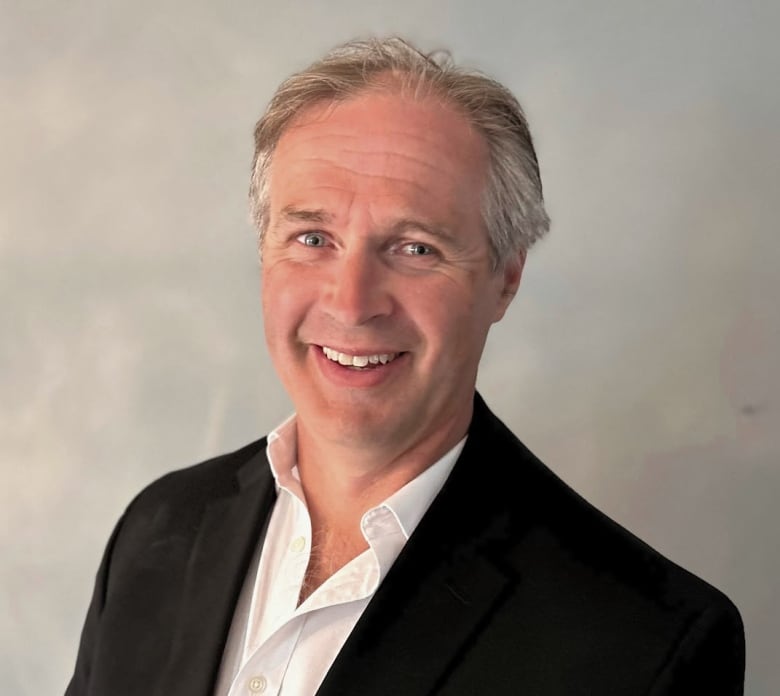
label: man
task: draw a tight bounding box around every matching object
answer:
[67,37,745,695]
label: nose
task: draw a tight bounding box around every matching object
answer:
[322,248,392,326]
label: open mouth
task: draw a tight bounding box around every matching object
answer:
[320,345,403,370]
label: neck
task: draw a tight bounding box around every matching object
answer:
[295,408,471,532]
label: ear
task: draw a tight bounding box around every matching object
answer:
[492,249,526,323]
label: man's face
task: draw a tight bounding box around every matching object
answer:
[261,91,522,457]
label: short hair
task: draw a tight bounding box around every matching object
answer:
[250,37,550,269]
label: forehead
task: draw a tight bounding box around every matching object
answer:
[267,91,489,225]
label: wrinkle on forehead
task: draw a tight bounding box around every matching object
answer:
[283,159,441,201]
[277,136,472,186]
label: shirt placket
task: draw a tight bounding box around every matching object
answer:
[230,494,312,696]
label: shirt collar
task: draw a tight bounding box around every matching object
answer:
[266,414,301,495]
[380,437,465,538]
[265,414,465,539]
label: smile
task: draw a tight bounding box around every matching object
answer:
[321,345,401,369]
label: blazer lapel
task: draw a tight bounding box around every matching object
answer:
[317,394,524,696]
[316,532,511,696]
[158,448,277,696]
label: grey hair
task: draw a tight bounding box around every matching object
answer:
[249,37,550,268]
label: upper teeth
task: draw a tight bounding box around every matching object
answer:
[322,346,399,367]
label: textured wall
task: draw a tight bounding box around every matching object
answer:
[2,1,778,693]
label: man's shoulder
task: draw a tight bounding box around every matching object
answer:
[470,395,741,629]
[125,435,271,517]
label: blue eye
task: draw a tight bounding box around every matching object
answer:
[404,242,433,256]
[299,232,326,247]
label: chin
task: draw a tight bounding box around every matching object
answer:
[312,403,408,449]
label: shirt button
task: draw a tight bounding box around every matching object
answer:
[249,675,267,693]
[290,536,306,552]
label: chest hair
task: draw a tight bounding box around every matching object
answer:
[298,527,369,605]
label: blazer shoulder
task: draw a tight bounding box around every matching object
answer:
[472,395,743,626]
[121,435,270,524]
[460,396,745,690]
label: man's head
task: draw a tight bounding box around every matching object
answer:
[254,38,549,461]
[250,37,550,270]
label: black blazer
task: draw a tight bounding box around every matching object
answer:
[66,394,744,695]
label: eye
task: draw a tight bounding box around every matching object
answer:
[297,232,327,247]
[401,242,434,256]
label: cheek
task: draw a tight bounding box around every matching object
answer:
[261,267,311,343]
[412,294,481,350]
[412,282,502,357]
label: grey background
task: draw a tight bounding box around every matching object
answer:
[2,1,778,694]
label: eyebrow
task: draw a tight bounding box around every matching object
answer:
[277,206,335,225]
[391,218,460,246]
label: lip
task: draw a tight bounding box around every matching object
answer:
[311,344,408,388]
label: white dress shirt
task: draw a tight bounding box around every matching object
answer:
[215,415,466,696]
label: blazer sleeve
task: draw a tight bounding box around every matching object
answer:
[64,512,127,696]
[647,598,745,696]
